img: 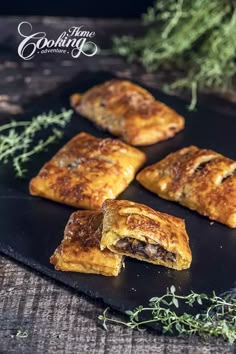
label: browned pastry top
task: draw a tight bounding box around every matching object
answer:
[101,199,192,270]
[137,146,236,227]
[29,132,145,209]
[76,79,157,118]
[63,210,103,250]
[103,199,185,245]
[71,79,185,146]
[50,210,123,276]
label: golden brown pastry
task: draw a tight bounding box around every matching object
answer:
[50,210,123,276]
[100,199,192,270]
[29,132,145,210]
[137,146,236,228]
[70,79,184,146]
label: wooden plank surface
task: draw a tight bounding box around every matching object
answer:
[1,256,235,354]
[0,16,235,353]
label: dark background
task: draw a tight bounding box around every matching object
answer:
[0,0,153,17]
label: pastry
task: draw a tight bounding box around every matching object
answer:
[100,199,192,270]
[29,132,146,209]
[137,146,236,228]
[50,210,123,276]
[70,79,184,146]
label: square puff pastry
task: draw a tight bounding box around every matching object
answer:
[70,79,185,146]
[100,199,192,270]
[50,210,123,276]
[137,146,236,228]
[29,132,146,210]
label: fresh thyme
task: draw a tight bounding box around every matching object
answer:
[98,286,236,343]
[112,0,236,109]
[0,109,73,177]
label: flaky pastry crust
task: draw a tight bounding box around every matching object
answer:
[50,210,123,276]
[137,146,236,228]
[29,132,145,209]
[71,79,184,146]
[100,199,192,270]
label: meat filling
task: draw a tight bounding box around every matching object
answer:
[114,237,176,262]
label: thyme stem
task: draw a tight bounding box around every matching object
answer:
[111,0,236,109]
[99,286,236,343]
[0,109,73,177]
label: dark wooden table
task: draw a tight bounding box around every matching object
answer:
[0,17,235,354]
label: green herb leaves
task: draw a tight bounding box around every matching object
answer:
[0,109,73,177]
[112,0,236,109]
[98,286,236,343]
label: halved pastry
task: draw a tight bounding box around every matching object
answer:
[70,79,184,146]
[50,210,123,276]
[29,132,145,210]
[100,200,192,270]
[137,146,236,228]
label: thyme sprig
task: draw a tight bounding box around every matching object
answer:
[98,286,236,343]
[0,109,73,177]
[112,0,236,109]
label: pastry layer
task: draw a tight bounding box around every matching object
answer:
[50,210,123,276]
[71,79,184,146]
[100,199,192,270]
[137,146,236,227]
[30,132,146,209]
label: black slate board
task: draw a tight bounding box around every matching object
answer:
[0,71,236,321]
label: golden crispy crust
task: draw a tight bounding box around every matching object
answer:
[29,132,146,210]
[70,79,184,146]
[100,200,192,270]
[137,146,236,228]
[50,210,123,276]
